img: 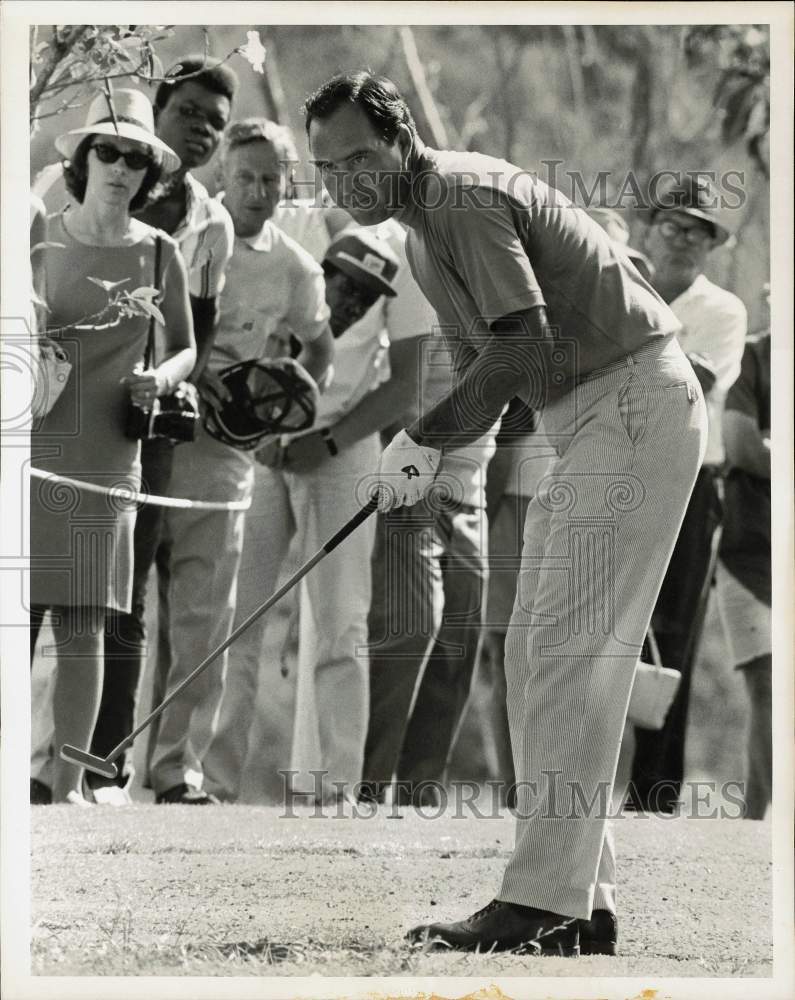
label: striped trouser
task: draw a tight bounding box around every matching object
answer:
[498,336,707,920]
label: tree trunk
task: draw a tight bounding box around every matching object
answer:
[398,26,448,147]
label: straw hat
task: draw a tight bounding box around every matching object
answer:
[55,89,180,173]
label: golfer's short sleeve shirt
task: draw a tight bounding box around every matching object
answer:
[402,147,681,385]
[208,215,330,376]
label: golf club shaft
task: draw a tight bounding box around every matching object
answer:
[99,496,379,766]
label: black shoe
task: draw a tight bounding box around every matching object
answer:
[578,909,617,955]
[393,782,442,808]
[30,778,52,805]
[155,783,219,805]
[407,899,579,955]
[357,781,388,804]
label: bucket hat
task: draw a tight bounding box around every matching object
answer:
[55,89,180,173]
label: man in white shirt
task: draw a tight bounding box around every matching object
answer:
[201,226,404,804]
[628,175,747,813]
[146,118,334,804]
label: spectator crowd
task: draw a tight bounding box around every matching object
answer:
[28,57,771,826]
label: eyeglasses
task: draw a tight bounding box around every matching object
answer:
[656,218,714,246]
[91,143,153,171]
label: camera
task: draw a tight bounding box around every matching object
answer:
[125,380,200,443]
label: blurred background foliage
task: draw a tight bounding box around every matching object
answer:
[30,22,770,330]
[29,21,772,791]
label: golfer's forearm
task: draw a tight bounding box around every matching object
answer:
[408,308,550,450]
[406,370,507,450]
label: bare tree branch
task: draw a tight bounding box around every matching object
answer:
[561,24,586,116]
[398,26,448,147]
[30,25,92,113]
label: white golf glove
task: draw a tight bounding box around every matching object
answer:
[375,428,442,512]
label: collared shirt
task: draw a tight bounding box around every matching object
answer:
[173,172,234,299]
[272,198,333,264]
[399,146,681,398]
[274,207,392,436]
[670,273,747,466]
[207,213,329,376]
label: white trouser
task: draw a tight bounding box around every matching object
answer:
[498,338,707,920]
[202,433,379,802]
[148,425,251,795]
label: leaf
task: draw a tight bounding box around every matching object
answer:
[30,241,66,254]
[131,300,165,325]
[86,276,130,292]
[128,286,160,301]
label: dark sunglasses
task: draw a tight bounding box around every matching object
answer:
[91,142,153,171]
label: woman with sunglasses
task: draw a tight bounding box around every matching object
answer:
[30,90,195,803]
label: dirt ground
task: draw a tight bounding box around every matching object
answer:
[30,803,772,986]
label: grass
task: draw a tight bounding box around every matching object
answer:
[29,804,773,980]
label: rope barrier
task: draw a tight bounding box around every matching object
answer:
[30,467,252,512]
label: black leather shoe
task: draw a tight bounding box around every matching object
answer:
[30,778,53,805]
[578,909,617,955]
[155,783,219,805]
[407,899,579,955]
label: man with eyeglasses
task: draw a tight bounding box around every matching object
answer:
[626,174,748,815]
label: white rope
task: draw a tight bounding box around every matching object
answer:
[30,467,252,511]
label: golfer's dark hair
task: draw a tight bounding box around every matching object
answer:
[154,55,239,113]
[304,72,416,143]
[62,124,166,212]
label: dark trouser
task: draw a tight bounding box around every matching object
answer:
[87,438,174,789]
[30,605,47,660]
[362,499,488,802]
[739,654,772,820]
[630,465,723,809]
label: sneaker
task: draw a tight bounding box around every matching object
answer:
[65,790,93,807]
[155,783,219,805]
[93,784,134,806]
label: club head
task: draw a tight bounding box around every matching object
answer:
[59,745,118,779]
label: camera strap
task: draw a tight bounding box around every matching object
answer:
[142,234,162,371]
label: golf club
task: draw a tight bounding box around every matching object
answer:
[61,495,379,779]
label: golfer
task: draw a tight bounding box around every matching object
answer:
[305,72,707,956]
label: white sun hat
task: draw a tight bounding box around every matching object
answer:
[55,88,180,173]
